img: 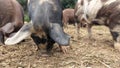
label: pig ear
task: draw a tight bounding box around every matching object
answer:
[1,23,14,33]
[49,24,70,46]
[5,23,33,45]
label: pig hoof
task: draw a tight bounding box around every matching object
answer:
[114,42,120,51]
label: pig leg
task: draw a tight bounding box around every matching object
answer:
[63,17,68,28]
[110,23,120,51]
[110,30,120,51]
[0,31,4,45]
[0,23,15,45]
[75,21,80,35]
[110,31,120,51]
[87,23,92,39]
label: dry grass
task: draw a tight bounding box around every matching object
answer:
[0,25,120,68]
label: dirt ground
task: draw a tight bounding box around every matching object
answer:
[0,25,120,68]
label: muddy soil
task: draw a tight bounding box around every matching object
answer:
[0,25,120,68]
